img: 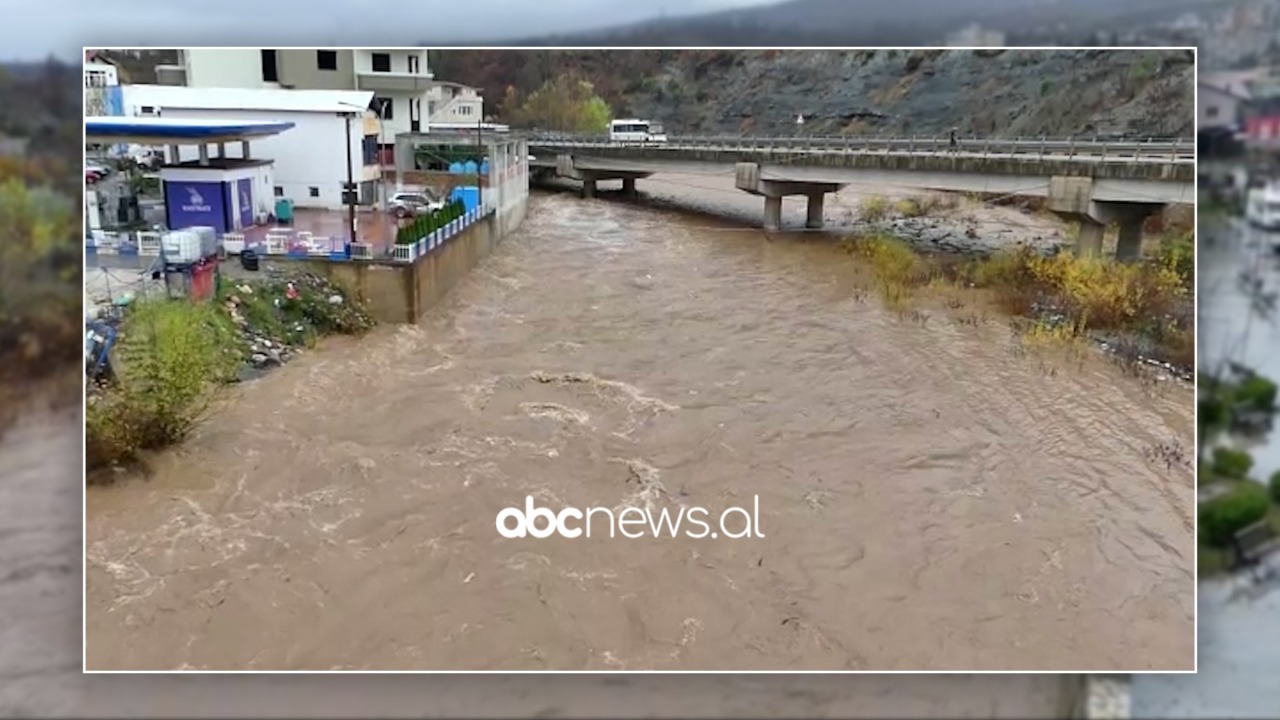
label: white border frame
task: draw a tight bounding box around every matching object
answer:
[82,44,1199,677]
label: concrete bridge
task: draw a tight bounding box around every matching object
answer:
[528,135,1196,259]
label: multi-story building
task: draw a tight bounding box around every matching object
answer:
[154,49,483,158]
[426,81,485,128]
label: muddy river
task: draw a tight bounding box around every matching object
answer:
[85,185,1195,671]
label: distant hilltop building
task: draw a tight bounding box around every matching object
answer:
[946,24,1007,47]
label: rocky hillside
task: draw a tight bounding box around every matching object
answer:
[436,48,1194,138]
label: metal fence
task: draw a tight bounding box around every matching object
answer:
[525,134,1196,162]
[390,204,490,263]
[88,197,498,265]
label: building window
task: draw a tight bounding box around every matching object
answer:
[261,50,279,82]
[374,97,394,120]
[371,53,391,73]
[458,105,473,116]
[309,186,320,198]
[274,186,284,197]
[139,105,156,115]
[1206,105,1220,119]
[408,55,420,74]
[316,50,337,71]
[362,136,378,165]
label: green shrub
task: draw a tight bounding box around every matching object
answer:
[86,299,241,467]
[1271,471,1280,504]
[1200,482,1270,547]
[1156,230,1193,288]
[1238,375,1278,413]
[1211,447,1254,480]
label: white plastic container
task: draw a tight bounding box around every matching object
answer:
[162,230,202,264]
[183,225,220,258]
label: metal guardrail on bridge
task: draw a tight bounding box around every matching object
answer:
[525,134,1196,162]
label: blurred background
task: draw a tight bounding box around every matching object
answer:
[2,0,1276,717]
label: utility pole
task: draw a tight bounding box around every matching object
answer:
[378,99,389,248]
[476,115,484,213]
[344,111,357,250]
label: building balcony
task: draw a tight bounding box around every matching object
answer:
[356,71,436,94]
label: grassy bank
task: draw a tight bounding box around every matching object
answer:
[85,272,375,475]
[1197,370,1280,577]
[836,226,1194,375]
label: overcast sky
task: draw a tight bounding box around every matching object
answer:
[6,0,782,60]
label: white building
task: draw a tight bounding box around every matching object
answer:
[154,49,484,155]
[121,84,382,211]
[1199,82,1246,131]
[1200,70,1258,132]
[84,60,119,88]
[426,81,485,127]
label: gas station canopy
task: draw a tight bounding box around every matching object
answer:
[85,116,296,145]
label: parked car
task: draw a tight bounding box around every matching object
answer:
[85,163,110,183]
[389,191,444,218]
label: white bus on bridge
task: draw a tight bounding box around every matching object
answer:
[609,119,667,145]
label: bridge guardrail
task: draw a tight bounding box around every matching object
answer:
[525,134,1195,162]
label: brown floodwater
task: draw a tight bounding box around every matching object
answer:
[85,189,1194,671]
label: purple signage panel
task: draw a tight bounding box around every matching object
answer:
[237,178,253,229]
[165,180,228,233]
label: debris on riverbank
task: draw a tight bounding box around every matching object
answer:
[220,270,375,375]
[86,270,375,474]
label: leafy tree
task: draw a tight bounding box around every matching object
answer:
[580,96,612,133]
[503,75,613,133]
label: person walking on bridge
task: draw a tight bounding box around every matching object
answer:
[949,128,958,152]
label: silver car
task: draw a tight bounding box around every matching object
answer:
[389,191,444,218]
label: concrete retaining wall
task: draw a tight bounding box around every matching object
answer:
[286,196,528,324]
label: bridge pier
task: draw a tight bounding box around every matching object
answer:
[582,177,597,199]
[806,193,825,229]
[1076,218,1106,257]
[622,177,637,198]
[1107,204,1161,262]
[764,196,783,231]
[1047,177,1164,261]
[736,163,843,231]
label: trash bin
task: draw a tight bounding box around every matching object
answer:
[275,198,294,224]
